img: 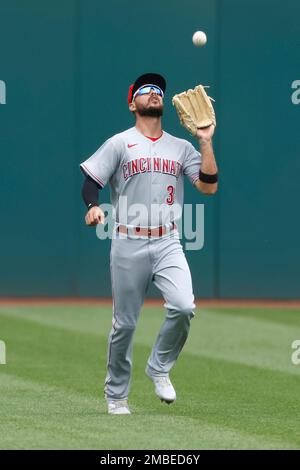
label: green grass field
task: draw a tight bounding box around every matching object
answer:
[0,304,300,450]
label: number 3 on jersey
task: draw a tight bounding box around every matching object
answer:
[166,185,175,205]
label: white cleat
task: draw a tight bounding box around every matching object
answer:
[146,369,176,404]
[107,399,131,415]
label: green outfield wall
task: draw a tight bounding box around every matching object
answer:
[0,0,299,298]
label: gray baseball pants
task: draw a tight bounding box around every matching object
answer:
[104,230,196,400]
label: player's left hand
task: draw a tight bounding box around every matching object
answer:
[196,124,215,142]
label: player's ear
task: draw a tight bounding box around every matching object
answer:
[129,101,136,112]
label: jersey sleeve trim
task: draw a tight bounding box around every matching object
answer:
[191,172,200,184]
[80,163,105,188]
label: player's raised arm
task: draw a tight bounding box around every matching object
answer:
[194,124,218,195]
[172,84,218,195]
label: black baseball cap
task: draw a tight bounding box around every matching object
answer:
[127,73,166,104]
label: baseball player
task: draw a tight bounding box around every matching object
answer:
[80,73,218,415]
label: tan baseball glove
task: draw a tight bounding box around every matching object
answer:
[172,84,216,137]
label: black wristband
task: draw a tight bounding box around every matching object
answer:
[87,202,99,210]
[199,169,218,184]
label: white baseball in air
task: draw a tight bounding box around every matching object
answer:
[192,31,207,47]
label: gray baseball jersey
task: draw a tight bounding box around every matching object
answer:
[80,126,201,227]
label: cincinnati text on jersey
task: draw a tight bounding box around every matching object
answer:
[122,157,182,181]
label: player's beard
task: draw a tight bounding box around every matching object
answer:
[135,102,164,117]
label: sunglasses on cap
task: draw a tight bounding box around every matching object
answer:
[133,84,164,101]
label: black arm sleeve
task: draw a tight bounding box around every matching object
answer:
[81,175,101,209]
